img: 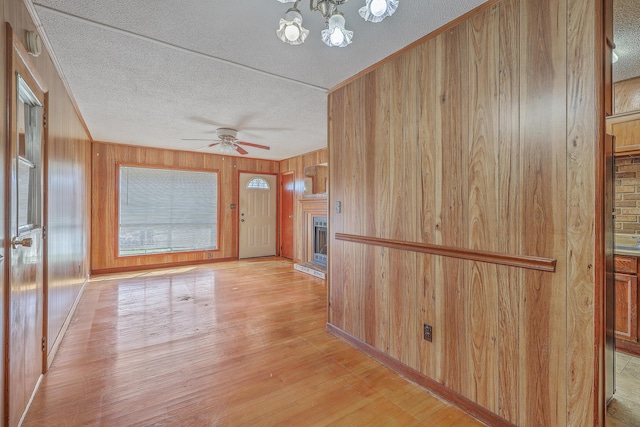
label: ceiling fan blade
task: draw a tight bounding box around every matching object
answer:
[195,143,220,151]
[236,141,270,150]
[235,145,249,155]
[189,116,224,127]
[181,138,221,141]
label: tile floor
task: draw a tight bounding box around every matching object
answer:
[607,352,640,426]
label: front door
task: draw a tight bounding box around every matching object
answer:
[6,29,47,427]
[280,172,294,259]
[239,173,276,259]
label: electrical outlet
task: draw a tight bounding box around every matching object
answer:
[207,252,213,259]
[423,323,433,342]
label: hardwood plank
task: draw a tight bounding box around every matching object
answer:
[497,0,521,422]
[467,4,500,413]
[388,54,407,363]
[23,259,484,427]
[416,38,438,380]
[328,89,345,329]
[374,64,391,354]
[363,71,379,348]
[519,0,568,424]
[565,0,599,422]
[404,47,420,370]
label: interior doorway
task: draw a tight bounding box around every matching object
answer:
[5,26,49,427]
[280,172,295,259]
[238,173,277,259]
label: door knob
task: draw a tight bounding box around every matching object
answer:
[12,237,33,249]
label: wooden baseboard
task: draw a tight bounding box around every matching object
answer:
[91,257,237,276]
[616,339,640,357]
[326,323,516,427]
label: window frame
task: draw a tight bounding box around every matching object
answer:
[115,162,221,258]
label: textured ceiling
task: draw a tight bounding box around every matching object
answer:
[613,0,640,82]
[31,0,487,160]
[30,0,639,160]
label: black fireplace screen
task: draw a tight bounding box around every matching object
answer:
[313,217,327,266]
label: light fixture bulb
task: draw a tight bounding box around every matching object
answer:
[330,28,344,45]
[285,24,300,41]
[321,13,353,47]
[359,0,398,23]
[276,8,309,45]
[370,0,387,16]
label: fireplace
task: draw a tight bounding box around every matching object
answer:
[313,217,327,266]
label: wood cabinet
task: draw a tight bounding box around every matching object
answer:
[612,118,640,155]
[614,254,640,353]
[615,273,638,342]
[614,76,640,115]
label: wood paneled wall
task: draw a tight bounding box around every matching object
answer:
[91,142,279,273]
[327,0,602,425]
[2,0,92,423]
[279,148,328,262]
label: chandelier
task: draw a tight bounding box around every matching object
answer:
[276,0,399,48]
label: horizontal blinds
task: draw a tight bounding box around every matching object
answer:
[119,166,218,255]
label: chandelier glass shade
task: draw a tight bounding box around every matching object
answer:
[276,0,398,47]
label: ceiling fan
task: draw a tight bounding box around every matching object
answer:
[183,128,270,155]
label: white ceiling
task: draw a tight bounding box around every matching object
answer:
[613,0,640,83]
[29,0,640,160]
[30,0,487,160]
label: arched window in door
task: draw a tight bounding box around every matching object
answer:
[246,177,270,189]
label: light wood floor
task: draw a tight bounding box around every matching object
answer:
[24,258,485,426]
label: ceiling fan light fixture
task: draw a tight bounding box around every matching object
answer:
[321,13,353,47]
[359,0,398,22]
[219,141,236,155]
[277,8,309,45]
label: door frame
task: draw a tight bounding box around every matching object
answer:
[4,23,49,425]
[237,170,279,259]
[279,171,295,259]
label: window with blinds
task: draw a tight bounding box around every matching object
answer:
[118,165,218,256]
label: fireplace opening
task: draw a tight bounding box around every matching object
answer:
[313,217,328,266]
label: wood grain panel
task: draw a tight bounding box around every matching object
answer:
[0,6,5,424]
[362,71,382,349]
[91,142,279,273]
[340,82,357,338]
[388,55,406,363]
[467,5,500,412]
[565,0,599,422]
[519,0,567,424]
[326,0,600,424]
[614,77,640,116]
[438,23,470,397]
[328,89,344,329]
[496,0,520,422]
[416,38,438,380]
[404,47,420,371]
